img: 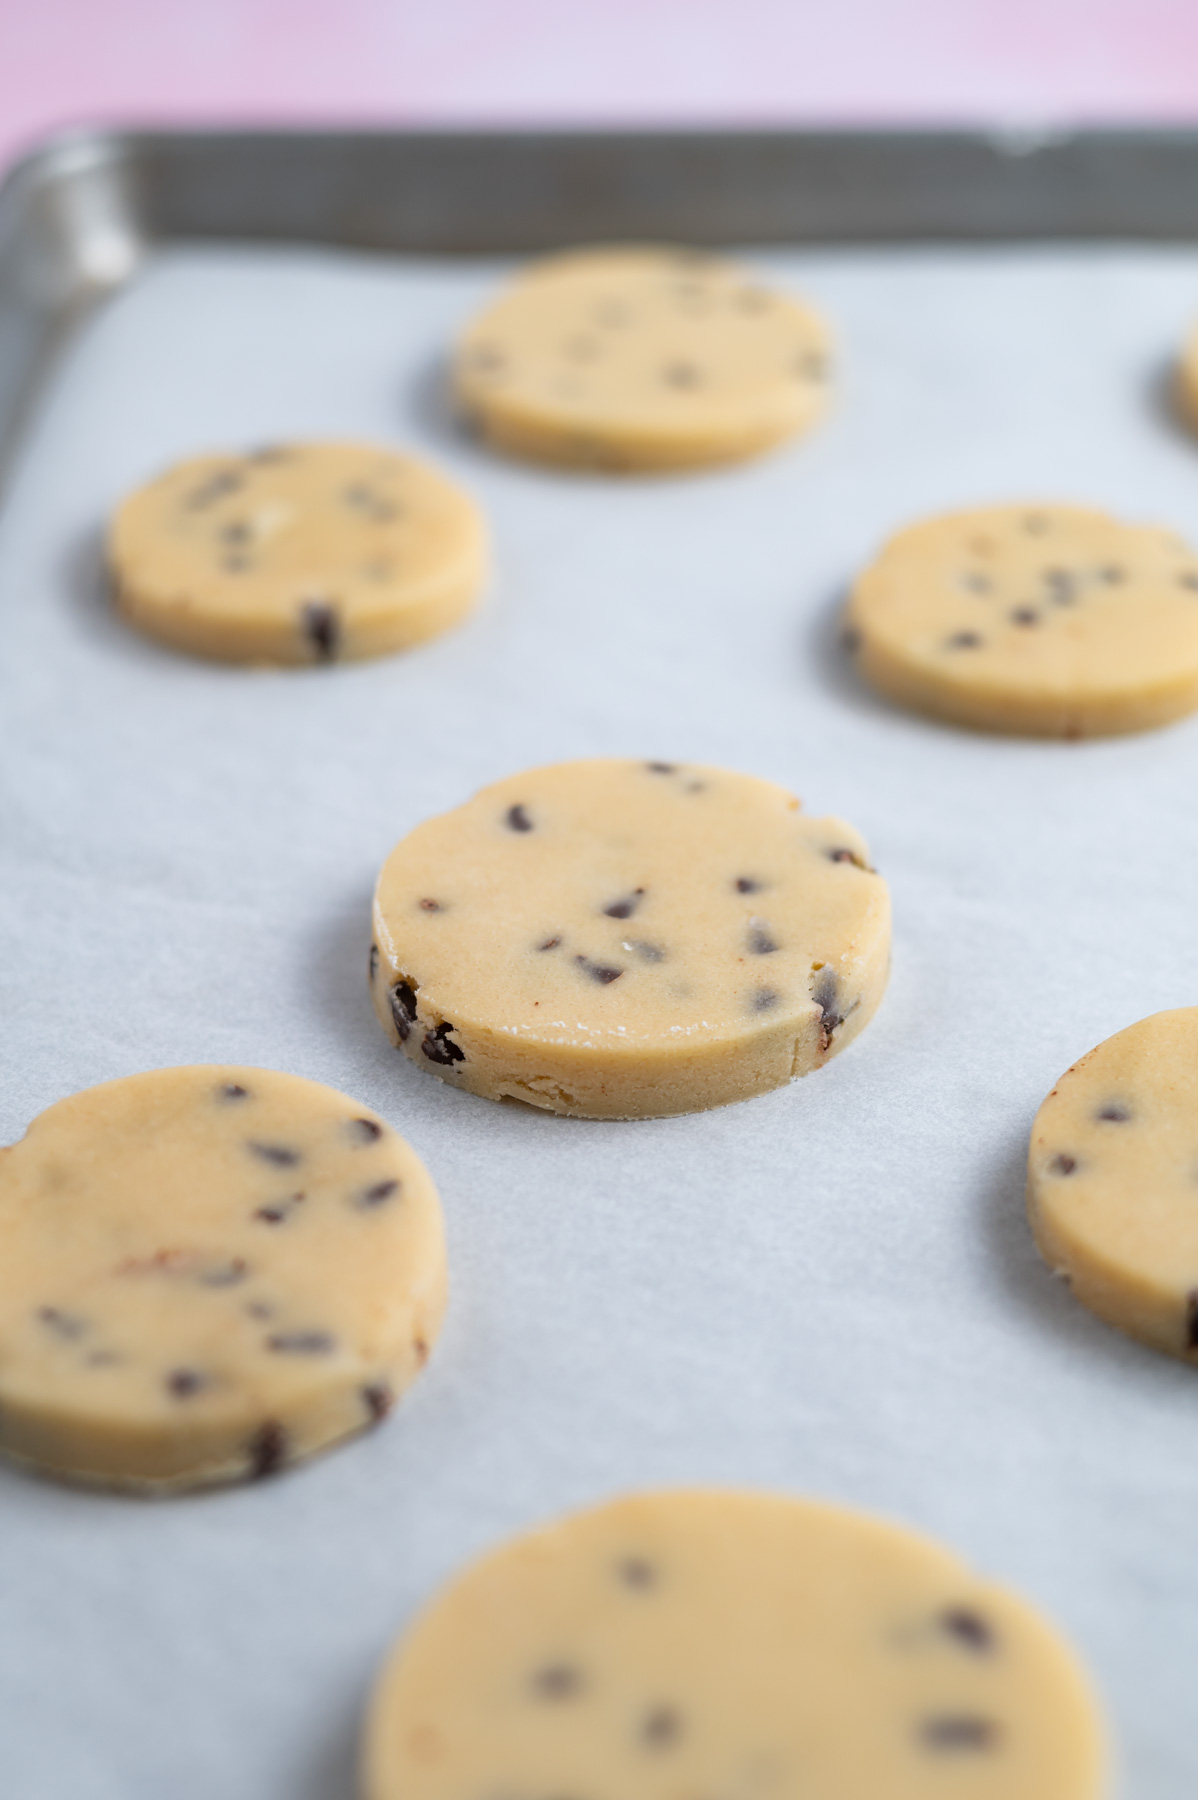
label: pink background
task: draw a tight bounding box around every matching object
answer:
[3,0,1198,175]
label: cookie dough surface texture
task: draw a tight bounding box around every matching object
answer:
[847,503,1198,736]
[1028,1006,1198,1362]
[108,441,487,664]
[371,758,890,1120]
[0,1067,446,1490]
[363,1488,1106,1800]
[453,246,831,471]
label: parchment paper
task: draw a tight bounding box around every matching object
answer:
[3,240,1198,1798]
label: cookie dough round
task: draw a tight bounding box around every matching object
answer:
[0,1067,446,1490]
[363,1488,1106,1800]
[847,503,1198,736]
[108,441,487,665]
[1028,1006,1198,1362]
[453,246,831,471]
[371,758,889,1120]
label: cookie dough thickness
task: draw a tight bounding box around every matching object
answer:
[363,1488,1106,1800]
[1029,1006,1198,1362]
[454,246,831,471]
[371,759,889,1120]
[847,504,1198,737]
[0,1067,447,1490]
[108,441,487,665]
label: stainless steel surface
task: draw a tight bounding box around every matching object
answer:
[6,123,1198,486]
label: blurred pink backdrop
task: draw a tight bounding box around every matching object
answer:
[4,0,1198,172]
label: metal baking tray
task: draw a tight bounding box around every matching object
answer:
[6,128,1198,1800]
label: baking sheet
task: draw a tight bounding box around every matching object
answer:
[4,239,1198,1797]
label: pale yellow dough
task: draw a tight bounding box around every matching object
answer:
[453,246,831,471]
[108,441,487,665]
[1028,1007,1198,1362]
[370,758,889,1120]
[847,504,1198,736]
[362,1488,1106,1800]
[0,1067,447,1491]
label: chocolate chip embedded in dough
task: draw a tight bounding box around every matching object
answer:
[390,982,418,1042]
[1096,1102,1131,1122]
[752,988,779,1012]
[505,803,534,832]
[248,1141,302,1168]
[358,1179,401,1209]
[254,1193,304,1225]
[538,936,562,951]
[301,599,340,662]
[828,847,866,867]
[266,1331,336,1356]
[616,1555,658,1589]
[38,1306,87,1340]
[1100,564,1126,584]
[945,630,983,649]
[640,1704,683,1748]
[603,888,645,919]
[219,1082,250,1101]
[939,1606,996,1653]
[1010,608,1040,626]
[532,1663,584,1699]
[349,1116,384,1143]
[575,956,624,985]
[1050,1154,1077,1175]
[418,897,443,912]
[920,1715,1002,1752]
[626,940,664,963]
[735,876,763,893]
[369,944,380,981]
[248,1420,289,1478]
[421,1022,466,1065]
[199,1258,249,1287]
[646,761,676,774]
[363,1382,394,1422]
[166,1368,208,1400]
[185,469,243,509]
[748,925,779,955]
[813,966,843,1048]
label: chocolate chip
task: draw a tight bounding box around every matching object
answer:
[505,803,533,832]
[414,1336,429,1366]
[301,600,340,662]
[748,926,779,954]
[200,1258,248,1287]
[220,1083,250,1100]
[945,631,983,649]
[342,483,399,522]
[752,988,778,1012]
[254,1194,303,1225]
[1186,1291,1198,1350]
[349,1116,383,1142]
[390,982,418,1042]
[538,936,562,951]
[604,888,645,919]
[166,1368,207,1399]
[185,469,243,509]
[418,897,442,912]
[249,1420,288,1478]
[249,1142,301,1168]
[1050,1153,1077,1175]
[920,1716,1001,1752]
[617,1556,657,1589]
[422,1022,466,1064]
[1179,571,1198,591]
[363,1382,394,1421]
[646,761,676,774]
[37,1305,87,1340]
[735,876,763,893]
[1044,567,1075,602]
[575,955,623,985]
[369,944,380,981]
[359,1179,400,1208]
[1096,1102,1131,1122]
[641,1705,683,1748]
[813,966,843,1046]
[1010,607,1039,626]
[961,572,991,594]
[663,360,701,387]
[939,1607,995,1653]
[1100,564,1125,584]
[219,520,252,546]
[221,554,251,574]
[267,1331,335,1355]
[828,847,865,866]
[245,1301,274,1321]
[627,940,665,962]
[533,1664,583,1699]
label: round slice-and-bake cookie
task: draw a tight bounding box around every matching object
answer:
[847,503,1198,737]
[1028,1006,1198,1363]
[370,758,890,1120]
[362,1488,1106,1800]
[0,1067,446,1491]
[108,441,487,665]
[453,246,831,471]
